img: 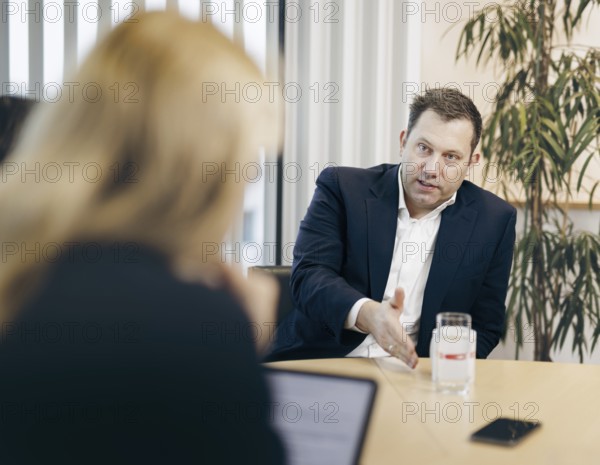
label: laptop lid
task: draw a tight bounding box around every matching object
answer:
[264,368,377,465]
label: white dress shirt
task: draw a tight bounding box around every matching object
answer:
[345,168,456,358]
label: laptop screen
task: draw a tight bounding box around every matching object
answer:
[264,368,377,465]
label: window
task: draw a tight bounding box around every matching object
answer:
[1,0,280,270]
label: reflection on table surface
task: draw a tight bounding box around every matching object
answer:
[265,357,600,465]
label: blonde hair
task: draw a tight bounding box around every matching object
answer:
[0,11,279,314]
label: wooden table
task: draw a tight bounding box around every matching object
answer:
[266,358,600,465]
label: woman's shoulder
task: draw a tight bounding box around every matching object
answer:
[21,241,252,343]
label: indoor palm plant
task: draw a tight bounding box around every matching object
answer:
[456,0,600,361]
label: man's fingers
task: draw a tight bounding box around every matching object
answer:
[381,325,418,368]
[389,287,405,312]
[406,353,419,369]
[395,346,418,369]
[387,344,418,369]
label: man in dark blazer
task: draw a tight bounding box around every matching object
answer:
[266,88,516,367]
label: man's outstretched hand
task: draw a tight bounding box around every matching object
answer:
[355,287,418,368]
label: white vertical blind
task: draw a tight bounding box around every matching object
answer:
[339,0,361,171]
[77,0,98,67]
[145,0,165,12]
[210,0,233,37]
[281,0,421,259]
[8,0,28,87]
[261,0,281,265]
[0,1,9,86]
[178,0,199,20]
[63,0,77,77]
[97,0,113,39]
[28,0,44,88]
[43,0,64,85]
[232,0,244,45]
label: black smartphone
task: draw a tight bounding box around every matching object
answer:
[470,418,541,446]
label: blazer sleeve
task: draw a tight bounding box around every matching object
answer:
[472,207,517,358]
[290,167,366,342]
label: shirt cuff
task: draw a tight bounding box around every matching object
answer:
[344,298,372,333]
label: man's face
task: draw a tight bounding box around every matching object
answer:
[399,109,480,218]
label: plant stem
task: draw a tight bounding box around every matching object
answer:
[530,0,555,361]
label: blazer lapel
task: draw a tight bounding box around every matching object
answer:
[416,193,478,352]
[366,166,399,301]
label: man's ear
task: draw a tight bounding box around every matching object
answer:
[469,151,481,165]
[399,130,407,150]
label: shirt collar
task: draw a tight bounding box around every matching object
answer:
[397,164,457,220]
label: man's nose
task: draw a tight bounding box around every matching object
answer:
[421,154,441,179]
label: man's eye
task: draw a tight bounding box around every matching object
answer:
[418,144,428,152]
[446,154,458,161]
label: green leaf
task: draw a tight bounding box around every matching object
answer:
[539,131,566,160]
[588,181,599,209]
[540,117,565,144]
[573,0,594,29]
[570,115,600,162]
[576,150,599,191]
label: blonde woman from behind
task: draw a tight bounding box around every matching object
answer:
[0,11,284,465]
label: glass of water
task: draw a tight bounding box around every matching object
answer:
[430,312,476,394]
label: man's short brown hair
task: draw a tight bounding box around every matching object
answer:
[407,88,482,154]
